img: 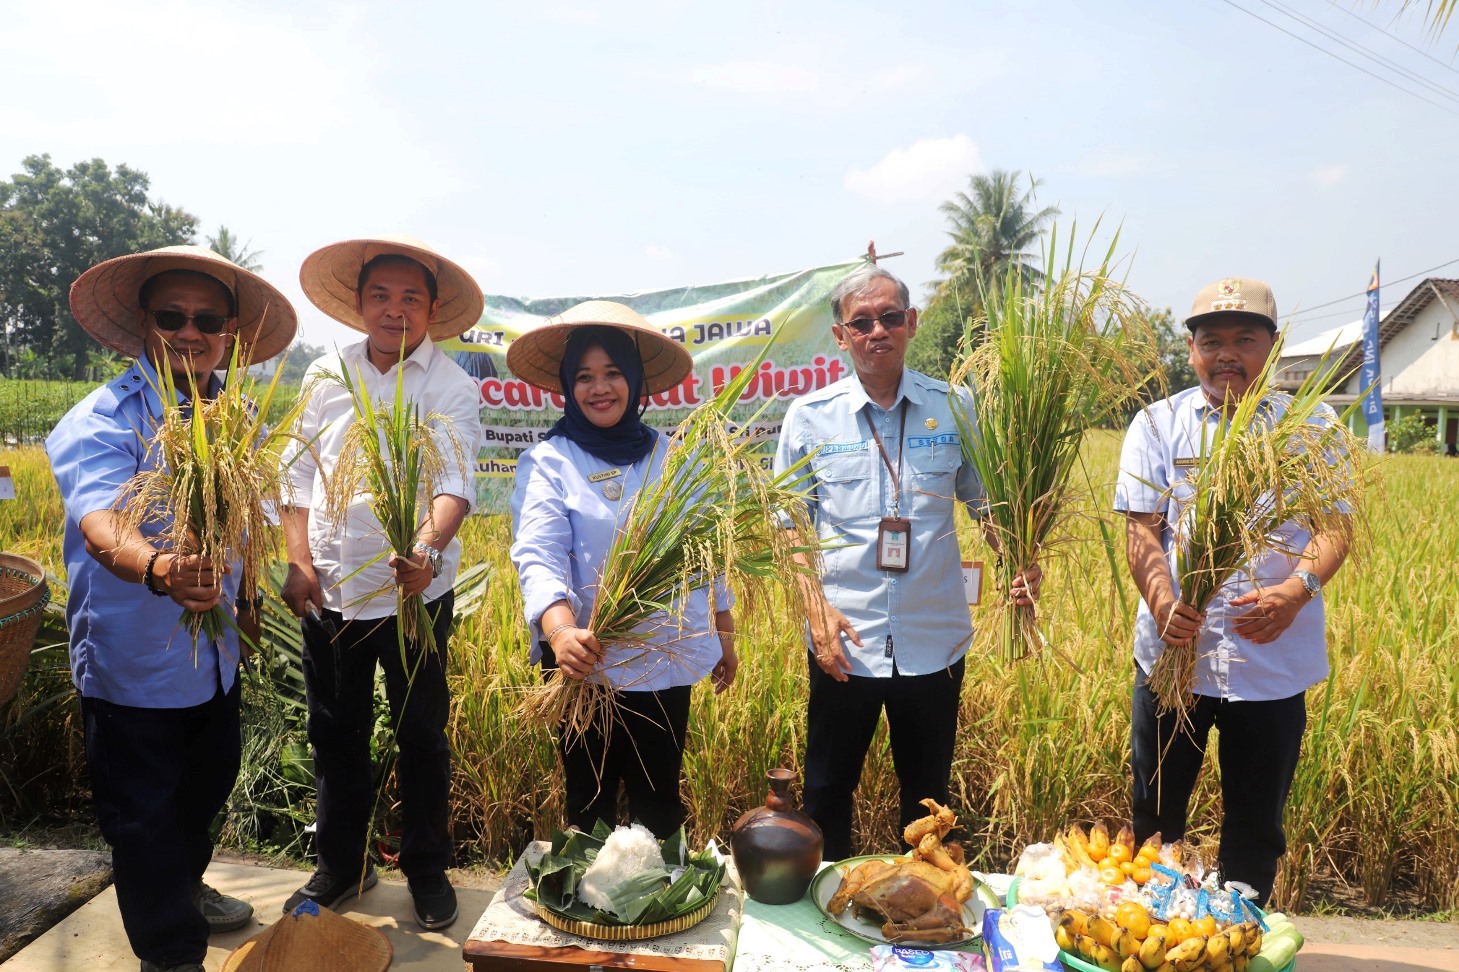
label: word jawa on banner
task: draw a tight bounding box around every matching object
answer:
[478,354,852,411]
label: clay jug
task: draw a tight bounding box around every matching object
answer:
[730,768,823,904]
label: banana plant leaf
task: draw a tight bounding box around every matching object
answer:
[525,821,724,926]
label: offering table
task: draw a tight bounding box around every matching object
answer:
[466,846,991,972]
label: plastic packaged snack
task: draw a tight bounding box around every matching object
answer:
[870,944,986,971]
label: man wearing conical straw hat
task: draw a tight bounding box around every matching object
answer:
[280,237,483,930]
[773,264,1041,861]
[1115,277,1353,906]
[47,245,298,972]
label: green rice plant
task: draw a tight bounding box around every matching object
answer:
[1147,348,1370,718]
[517,348,820,743]
[950,227,1159,662]
[112,338,308,648]
[319,356,468,656]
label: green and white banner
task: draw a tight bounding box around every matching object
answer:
[437,258,866,514]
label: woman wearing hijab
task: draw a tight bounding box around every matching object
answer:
[507,301,736,837]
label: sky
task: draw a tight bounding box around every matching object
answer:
[3,0,1457,348]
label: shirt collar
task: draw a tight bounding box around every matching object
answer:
[342,334,438,374]
[135,355,224,413]
[848,368,919,414]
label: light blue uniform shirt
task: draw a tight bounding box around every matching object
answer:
[773,370,984,678]
[46,357,241,708]
[509,435,727,692]
[1114,385,1337,701]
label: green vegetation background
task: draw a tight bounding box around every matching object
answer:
[1,434,1454,914]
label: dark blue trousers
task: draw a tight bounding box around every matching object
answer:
[82,677,241,967]
[302,592,454,880]
[803,652,966,861]
[1130,664,1307,906]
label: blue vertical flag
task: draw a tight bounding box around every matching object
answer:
[1358,262,1384,452]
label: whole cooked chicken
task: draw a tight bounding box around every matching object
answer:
[825,799,976,944]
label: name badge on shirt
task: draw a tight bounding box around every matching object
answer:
[1174,456,1200,468]
[877,516,911,572]
[589,467,624,499]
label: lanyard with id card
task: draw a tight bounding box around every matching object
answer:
[867,403,911,572]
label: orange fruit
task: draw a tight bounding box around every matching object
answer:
[1131,866,1153,885]
[1193,915,1218,938]
[1134,849,1156,868]
[1119,861,1136,876]
[1099,865,1125,885]
[1107,843,1132,865]
[1166,918,1192,945]
[1114,901,1152,939]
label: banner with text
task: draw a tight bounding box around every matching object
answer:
[437,258,866,514]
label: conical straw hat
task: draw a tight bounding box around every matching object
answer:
[505,300,692,395]
[68,245,298,364]
[299,235,485,340]
[221,900,392,972]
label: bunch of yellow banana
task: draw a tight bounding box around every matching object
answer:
[1055,903,1269,972]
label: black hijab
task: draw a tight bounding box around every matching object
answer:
[544,324,658,465]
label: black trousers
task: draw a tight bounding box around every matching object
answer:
[541,642,692,839]
[82,677,241,967]
[803,651,966,861]
[302,592,454,880]
[1130,664,1307,906]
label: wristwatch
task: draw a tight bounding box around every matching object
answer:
[1292,569,1321,599]
[413,541,443,579]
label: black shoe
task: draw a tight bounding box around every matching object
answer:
[140,963,205,972]
[409,872,458,930]
[281,866,378,914]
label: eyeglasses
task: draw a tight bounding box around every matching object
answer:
[838,310,909,335]
[148,309,233,335]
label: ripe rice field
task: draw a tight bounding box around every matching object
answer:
[1,434,1455,912]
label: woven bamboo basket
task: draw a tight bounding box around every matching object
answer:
[534,890,719,942]
[0,554,51,705]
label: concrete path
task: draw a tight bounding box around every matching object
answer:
[6,860,492,971]
[7,857,1458,971]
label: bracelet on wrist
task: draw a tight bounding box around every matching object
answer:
[544,622,575,650]
[143,550,168,597]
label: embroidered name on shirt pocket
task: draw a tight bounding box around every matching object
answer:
[809,442,874,483]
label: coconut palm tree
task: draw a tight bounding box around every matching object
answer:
[934,169,1058,297]
[908,170,1058,378]
[207,225,264,271]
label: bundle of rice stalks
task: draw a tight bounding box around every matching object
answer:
[1147,349,1366,718]
[950,228,1159,662]
[320,356,469,656]
[113,337,308,649]
[519,349,819,742]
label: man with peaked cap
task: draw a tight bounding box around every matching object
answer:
[47,245,298,972]
[280,237,483,930]
[1115,276,1352,906]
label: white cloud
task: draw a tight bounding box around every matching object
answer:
[1311,164,1348,187]
[844,135,982,205]
[644,245,674,262]
[691,62,821,94]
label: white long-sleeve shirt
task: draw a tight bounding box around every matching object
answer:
[285,338,481,620]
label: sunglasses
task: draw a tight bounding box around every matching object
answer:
[148,309,233,335]
[839,310,909,335]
